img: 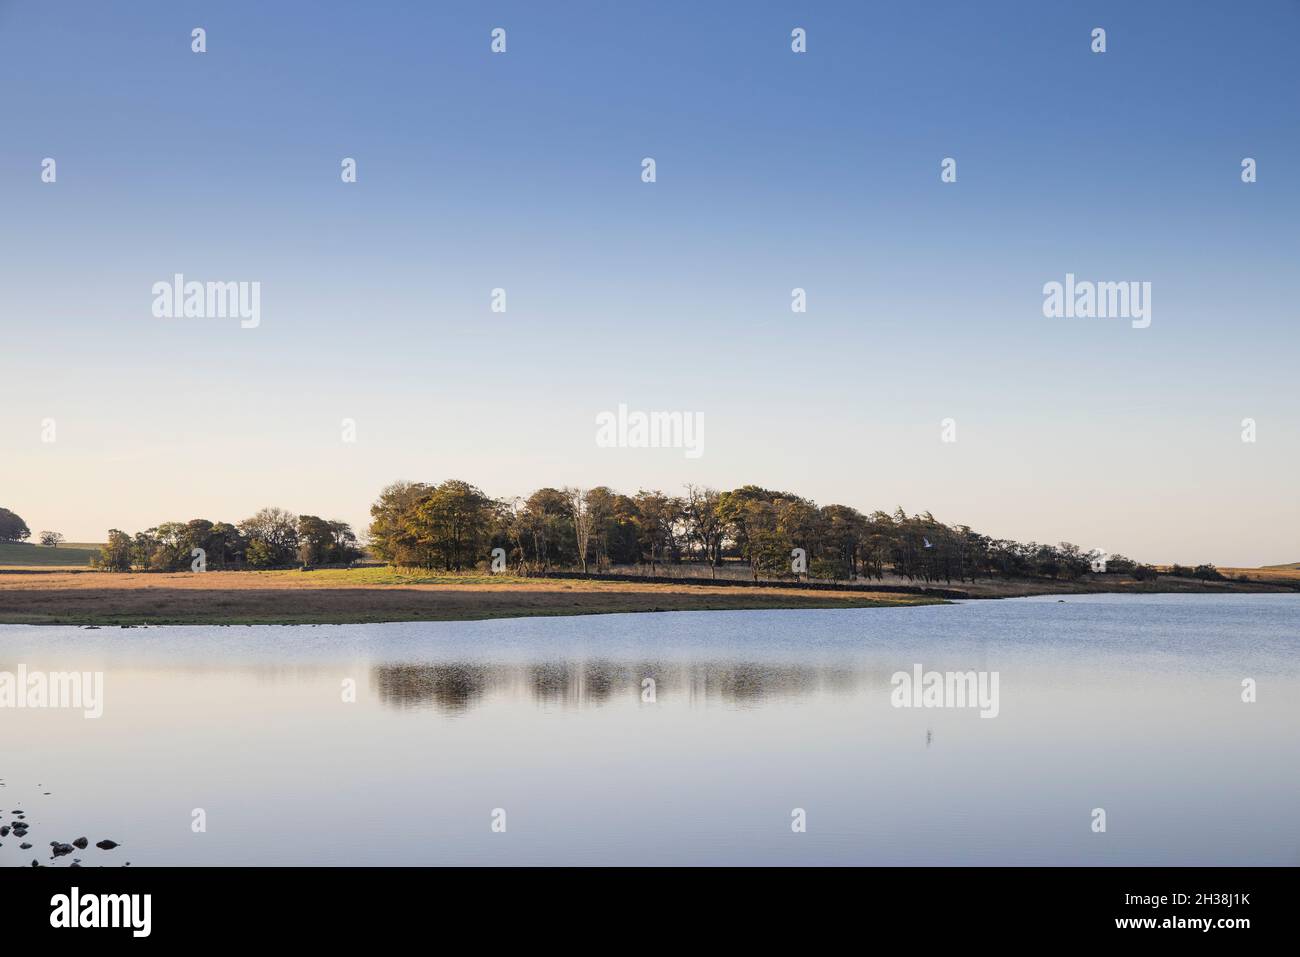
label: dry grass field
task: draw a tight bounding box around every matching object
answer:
[0,567,939,625]
[1220,566,1300,584]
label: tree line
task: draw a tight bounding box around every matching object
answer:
[9,488,1236,583]
[94,508,361,571]
[367,480,1165,584]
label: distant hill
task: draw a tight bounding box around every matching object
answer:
[1263,562,1300,570]
[0,541,100,566]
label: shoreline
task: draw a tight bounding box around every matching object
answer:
[0,566,1295,626]
[0,569,942,626]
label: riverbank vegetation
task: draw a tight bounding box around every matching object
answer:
[93,509,361,572]
[366,479,1164,585]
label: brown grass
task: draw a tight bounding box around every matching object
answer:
[0,569,939,625]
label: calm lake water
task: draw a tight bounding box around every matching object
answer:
[1,594,1297,866]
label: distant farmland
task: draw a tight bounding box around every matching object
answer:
[0,541,100,566]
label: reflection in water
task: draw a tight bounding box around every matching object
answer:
[369,664,492,713]
[2,597,1297,865]
[370,660,863,713]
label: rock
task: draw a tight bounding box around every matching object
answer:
[19,842,31,849]
[0,826,9,837]
[72,837,88,849]
[52,843,74,857]
[96,839,119,850]
[69,862,81,868]
[31,860,38,868]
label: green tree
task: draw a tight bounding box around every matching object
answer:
[413,480,494,571]
[297,515,336,566]
[0,507,31,542]
[239,507,299,567]
[368,481,436,567]
[99,530,134,571]
[684,485,726,576]
[209,522,246,568]
[632,490,683,573]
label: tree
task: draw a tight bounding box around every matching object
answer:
[716,487,794,580]
[150,522,192,570]
[328,520,360,564]
[208,522,247,568]
[684,485,726,577]
[0,507,31,542]
[583,487,618,571]
[518,488,575,571]
[413,480,494,571]
[98,530,133,572]
[39,531,66,548]
[131,529,160,570]
[818,504,866,580]
[239,507,299,568]
[565,488,594,573]
[632,490,684,573]
[297,515,336,567]
[776,496,821,580]
[368,481,436,567]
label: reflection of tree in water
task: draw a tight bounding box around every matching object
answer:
[697,663,822,703]
[371,660,861,713]
[371,663,491,714]
[528,661,622,707]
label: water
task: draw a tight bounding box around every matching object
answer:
[1,594,1296,866]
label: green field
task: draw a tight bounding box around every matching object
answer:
[0,540,100,566]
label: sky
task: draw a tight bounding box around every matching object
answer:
[1,0,1297,566]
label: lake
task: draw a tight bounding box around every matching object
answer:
[1,594,1296,866]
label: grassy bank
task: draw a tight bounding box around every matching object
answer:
[0,541,101,567]
[0,564,1292,627]
[0,567,941,625]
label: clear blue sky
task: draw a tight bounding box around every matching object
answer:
[2,0,1297,565]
